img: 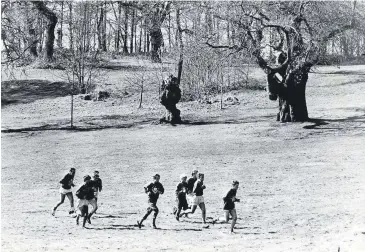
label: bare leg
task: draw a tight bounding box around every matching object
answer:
[138,209,152,228]
[230,209,237,233]
[199,203,207,224]
[87,198,98,222]
[65,192,75,213]
[180,205,197,216]
[53,193,66,214]
[213,210,230,224]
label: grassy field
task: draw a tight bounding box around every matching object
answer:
[1,61,365,252]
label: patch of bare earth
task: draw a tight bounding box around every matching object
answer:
[1,65,365,252]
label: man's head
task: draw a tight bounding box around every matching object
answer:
[232,180,239,190]
[69,168,76,175]
[93,170,99,178]
[83,175,91,182]
[198,173,204,181]
[180,174,187,182]
[191,170,198,178]
[153,174,160,182]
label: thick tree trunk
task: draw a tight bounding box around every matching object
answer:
[268,65,310,122]
[148,3,170,63]
[33,1,57,62]
[150,28,163,63]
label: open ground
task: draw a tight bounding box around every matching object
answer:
[1,62,365,252]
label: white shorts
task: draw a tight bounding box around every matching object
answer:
[59,187,72,194]
[186,194,194,205]
[192,195,204,205]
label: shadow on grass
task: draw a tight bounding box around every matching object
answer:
[85,224,137,230]
[311,70,365,75]
[1,80,73,106]
[1,114,275,133]
[304,109,365,130]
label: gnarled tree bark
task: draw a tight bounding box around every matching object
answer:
[33,1,57,62]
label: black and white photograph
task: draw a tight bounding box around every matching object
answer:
[1,0,365,251]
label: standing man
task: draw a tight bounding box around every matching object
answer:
[137,174,165,229]
[52,168,76,216]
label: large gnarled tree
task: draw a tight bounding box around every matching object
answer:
[208,1,364,122]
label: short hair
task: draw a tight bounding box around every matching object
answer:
[198,173,204,178]
[232,180,239,186]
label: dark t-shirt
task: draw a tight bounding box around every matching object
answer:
[175,181,188,197]
[193,180,205,196]
[187,177,197,193]
[144,182,164,204]
[76,182,95,200]
[223,188,238,210]
[92,177,103,192]
[60,173,74,189]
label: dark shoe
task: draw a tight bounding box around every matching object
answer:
[152,225,157,229]
[137,221,142,229]
[87,214,91,224]
[69,210,75,214]
[175,215,179,221]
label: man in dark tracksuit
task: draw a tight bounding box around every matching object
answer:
[137,174,165,229]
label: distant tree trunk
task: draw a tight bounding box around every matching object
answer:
[33,1,58,61]
[102,2,107,52]
[341,35,349,58]
[168,12,172,51]
[130,8,135,53]
[148,2,170,63]
[176,8,184,85]
[116,1,122,52]
[68,2,73,51]
[98,3,107,51]
[123,5,129,53]
[139,18,143,52]
[146,30,150,53]
[28,28,38,57]
[57,1,64,48]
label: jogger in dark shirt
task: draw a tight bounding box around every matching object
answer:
[180,173,209,228]
[213,180,241,234]
[137,174,164,229]
[175,174,188,221]
[52,168,76,216]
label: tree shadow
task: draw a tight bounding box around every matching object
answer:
[1,118,157,133]
[304,110,365,130]
[1,80,73,106]
[1,115,275,133]
[311,70,365,75]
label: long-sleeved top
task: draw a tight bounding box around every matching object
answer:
[144,181,165,204]
[223,188,239,210]
[59,173,74,189]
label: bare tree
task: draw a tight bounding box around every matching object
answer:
[207,1,365,122]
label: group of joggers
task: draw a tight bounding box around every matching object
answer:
[52,168,241,233]
[52,168,103,227]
